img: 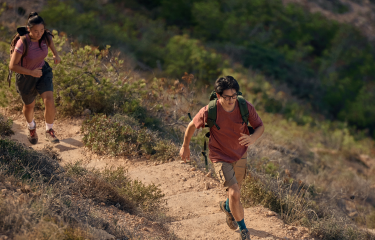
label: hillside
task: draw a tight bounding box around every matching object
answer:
[1,0,375,136]
[5,112,311,239]
[283,0,375,40]
[0,0,375,239]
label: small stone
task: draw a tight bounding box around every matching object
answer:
[23,185,31,192]
[16,189,22,193]
[180,161,185,164]
[1,189,7,194]
[82,109,91,116]
[206,172,211,177]
[182,177,187,181]
[266,211,277,217]
[151,222,159,226]
[100,202,105,206]
[0,235,9,240]
[190,167,196,171]
[76,131,80,134]
[18,193,28,203]
[288,226,297,231]
[142,227,149,231]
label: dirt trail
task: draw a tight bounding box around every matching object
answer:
[7,114,312,240]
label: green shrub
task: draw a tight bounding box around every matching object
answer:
[66,163,165,212]
[164,34,225,83]
[0,138,62,181]
[310,219,375,240]
[0,114,14,137]
[81,114,179,160]
[117,179,164,212]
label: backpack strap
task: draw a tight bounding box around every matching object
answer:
[206,99,220,130]
[20,35,28,67]
[237,92,255,134]
[237,92,249,126]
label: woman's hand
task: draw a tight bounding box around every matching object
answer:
[53,55,61,64]
[30,67,43,78]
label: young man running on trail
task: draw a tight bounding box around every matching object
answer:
[179,76,264,240]
[9,12,61,144]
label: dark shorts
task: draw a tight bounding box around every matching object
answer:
[15,62,53,105]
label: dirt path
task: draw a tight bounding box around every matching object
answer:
[7,113,312,240]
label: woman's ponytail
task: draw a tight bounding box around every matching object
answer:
[27,12,38,20]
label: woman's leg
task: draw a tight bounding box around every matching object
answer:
[40,91,59,143]
[23,100,36,124]
[40,91,55,126]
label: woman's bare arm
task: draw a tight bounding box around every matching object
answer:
[48,38,61,64]
[9,51,42,77]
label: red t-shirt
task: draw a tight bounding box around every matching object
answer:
[193,100,263,163]
[15,34,49,70]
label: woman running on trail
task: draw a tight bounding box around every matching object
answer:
[9,12,61,144]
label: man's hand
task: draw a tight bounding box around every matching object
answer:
[239,133,256,146]
[179,145,191,163]
[30,67,43,78]
[53,55,61,64]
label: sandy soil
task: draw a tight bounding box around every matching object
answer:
[4,109,313,240]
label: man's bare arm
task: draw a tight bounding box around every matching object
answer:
[179,121,197,162]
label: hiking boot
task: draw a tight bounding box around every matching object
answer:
[239,229,251,240]
[45,128,60,144]
[219,201,238,230]
[27,126,38,145]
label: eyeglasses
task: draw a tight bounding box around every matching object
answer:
[221,93,237,101]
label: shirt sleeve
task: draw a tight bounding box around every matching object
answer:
[246,101,263,129]
[193,105,208,129]
[15,39,24,54]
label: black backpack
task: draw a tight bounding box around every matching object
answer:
[189,91,255,169]
[7,27,30,87]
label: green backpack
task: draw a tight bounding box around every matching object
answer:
[188,91,255,169]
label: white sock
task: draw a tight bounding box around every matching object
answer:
[46,123,54,131]
[28,120,36,129]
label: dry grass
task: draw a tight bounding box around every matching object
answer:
[0,113,177,239]
[240,119,375,239]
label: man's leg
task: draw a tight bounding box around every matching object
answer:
[229,154,251,239]
[228,183,244,222]
[215,162,239,230]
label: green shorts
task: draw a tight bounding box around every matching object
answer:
[15,61,53,105]
[214,153,247,189]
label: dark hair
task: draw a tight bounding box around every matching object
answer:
[214,76,240,95]
[26,12,52,49]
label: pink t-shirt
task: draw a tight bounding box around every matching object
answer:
[15,34,49,70]
[193,100,263,163]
